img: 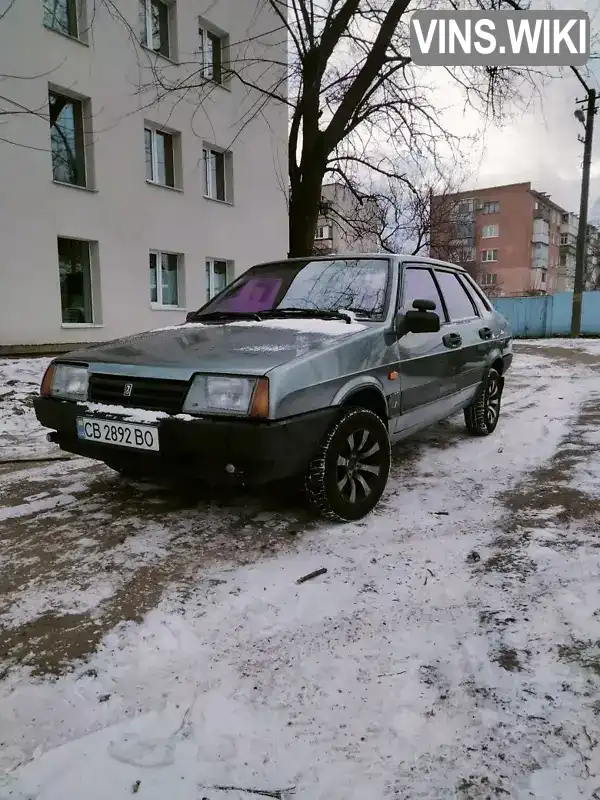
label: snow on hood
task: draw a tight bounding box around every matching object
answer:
[228,318,366,335]
[149,319,365,336]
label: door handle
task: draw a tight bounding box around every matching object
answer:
[479,327,493,340]
[442,332,462,348]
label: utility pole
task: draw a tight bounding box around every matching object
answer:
[571,77,597,337]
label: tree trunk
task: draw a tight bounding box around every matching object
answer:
[287,169,325,258]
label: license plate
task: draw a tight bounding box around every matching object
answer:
[76,417,159,451]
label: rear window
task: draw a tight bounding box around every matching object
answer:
[460,272,493,312]
[433,270,478,321]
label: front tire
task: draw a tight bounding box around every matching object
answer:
[464,367,504,436]
[305,408,391,521]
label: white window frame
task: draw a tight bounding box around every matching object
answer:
[206,258,231,300]
[481,249,498,262]
[480,272,498,287]
[145,127,177,187]
[150,250,183,309]
[482,224,499,238]
[58,237,100,327]
[140,0,171,58]
[482,201,500,214]
[203,146,230,202]
[315,224,331,240]
[199,24,226,84]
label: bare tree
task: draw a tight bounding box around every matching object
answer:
[2,0,544,259]
[134,0,543,258]
[585,225,600,290]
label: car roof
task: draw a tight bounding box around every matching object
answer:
[254,253,467,272]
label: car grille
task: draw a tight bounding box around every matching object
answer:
[88,373,189,415]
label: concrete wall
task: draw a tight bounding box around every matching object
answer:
[493,292,600,337]
[0,0,288,347]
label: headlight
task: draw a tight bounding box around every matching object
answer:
[43,363,89,401]
[182,375,269,417]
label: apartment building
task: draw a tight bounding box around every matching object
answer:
[0,0,287,348]
[559,213,600,291]
[314,183,382,255]
[430,182,565,297]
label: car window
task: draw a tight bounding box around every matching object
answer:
[401,266,445,318]
[199,258,390,320]
[433,270,478,321]
[459,273,493,312]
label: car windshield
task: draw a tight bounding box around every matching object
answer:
[194,258,390,321]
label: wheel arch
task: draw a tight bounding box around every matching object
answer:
[333,379,388,423]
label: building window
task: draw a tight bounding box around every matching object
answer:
[144,127,177,187]
[43,0,79,37]
[150,251,181,307]
[315,225,332,240]
[482,224,499,238]
[206,259,230,300]
[49,90,87,187]
[541,270,547,284]
[139,0,171,58]
[57,237,94,324]
[480,272,498,287]
[199,24,227,84]
[482,201,500,214]
[481,249,498,262]
[203,147,232,202]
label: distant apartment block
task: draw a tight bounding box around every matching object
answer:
[314,183,382,255]
[0,0,287,348]
[559,213,600,291]
[430,182,566,297]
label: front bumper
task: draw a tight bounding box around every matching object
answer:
[34,397,337,485]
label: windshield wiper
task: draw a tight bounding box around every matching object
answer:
[345,307,377,319]
[258,308,352,323]
[189,311,263,323]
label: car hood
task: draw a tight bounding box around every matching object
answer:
[63,319,369,377]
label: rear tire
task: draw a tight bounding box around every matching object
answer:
[305,408,391,521]
[464,367,504,436]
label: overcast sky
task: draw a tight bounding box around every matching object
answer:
[439,0,600,218]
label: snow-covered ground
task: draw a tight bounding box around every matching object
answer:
[518,337,600,356]
[0,358,57,462]
[1,343,600,799]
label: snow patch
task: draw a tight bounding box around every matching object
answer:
[150,323,204,333]
[515,337,600,356]
[81,403,169,424]
[229,318,366,335]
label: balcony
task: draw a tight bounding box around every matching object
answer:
[530,267,549,292]
[534,205,551,222]
[531,231,549,245]
[560,236,576,252]
[561,222,578,238]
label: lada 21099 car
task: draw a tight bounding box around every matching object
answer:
[35,255,513,521]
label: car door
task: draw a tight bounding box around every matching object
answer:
[394,263,454,433]
[431,267,486,404]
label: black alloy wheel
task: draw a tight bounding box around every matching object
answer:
[306,408,391,521]
[464,367,504,436]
